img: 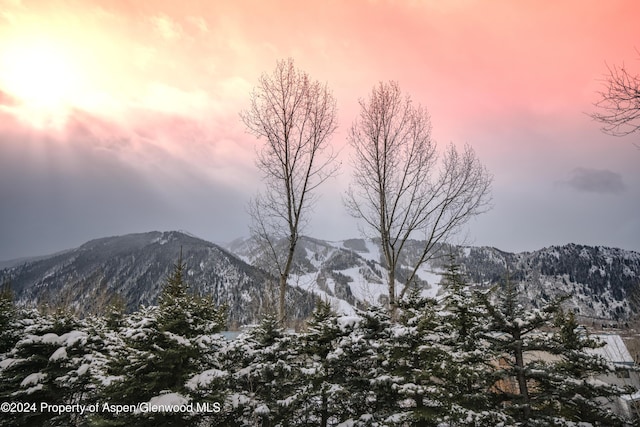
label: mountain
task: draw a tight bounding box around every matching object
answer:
[0,231,316,326]
[226,237,640,321]
[454,244,640,321]
[3,232,639,325]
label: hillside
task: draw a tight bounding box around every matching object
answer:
[2,232,639,325]
[227,236,640,321]
[454,244,640,321]
[0,231,316,326]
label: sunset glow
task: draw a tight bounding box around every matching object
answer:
[0,0,638,260]
[2,42,74,126]
[4,39,81,102]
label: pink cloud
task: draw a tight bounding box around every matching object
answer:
[1,0,639,256]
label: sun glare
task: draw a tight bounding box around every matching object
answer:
[0,38,88,126]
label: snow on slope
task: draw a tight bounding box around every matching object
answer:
[226,236,446,316]
[225,237,640,321]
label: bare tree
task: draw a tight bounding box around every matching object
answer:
[591,54,640,137]
[345,81,492,315]
[241,58,338,324]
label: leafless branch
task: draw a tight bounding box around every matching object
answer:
[345,81,492,315]
[591,56,640,138]
[241,58,338,324]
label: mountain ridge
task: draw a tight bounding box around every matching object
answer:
[224,235,640,321]
[2,231,639,324]
[0,231,316,326]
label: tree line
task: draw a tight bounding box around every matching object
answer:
[0,256,633,426]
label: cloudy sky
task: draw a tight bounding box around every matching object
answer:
[0,0,639,261]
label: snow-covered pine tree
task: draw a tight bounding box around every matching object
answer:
[528,309,629,426]
[481,274,560,424]
[293,299,357,426]
[482,273,628,425]
[332,304,405,426]
[0,280,19,355]
[0,308,94,426]
[157,252,227,336]
[91,306,161,426]
[103,293,127,330]
[93,254,227,427]
[390,289,450,426]
[221,313,301,426]
[437,255,512,426]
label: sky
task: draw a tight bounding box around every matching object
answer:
[0,0,639,261]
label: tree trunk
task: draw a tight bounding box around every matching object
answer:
[388,269,396,318]
[320,390,328,427]
[278,274,287,326]
[513,331,531,422]
[278,241,296,325]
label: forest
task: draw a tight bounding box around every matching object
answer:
[0,255,634,427]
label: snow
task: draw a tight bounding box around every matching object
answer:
[622,265,635,277]
[289,271,358,316]
[579,248,591,259]
[24,330,88,348]
[316,239,445,307]
[99,375,123,387]
[300,367,317,375]
[621,389,640,401]
[151,236,170,245]
[20,372,45,387]
[49,347,68,361]
[338,266,387,305]
[77,364,90,376]
[588,334,634,365]
[229,236,453,317]
[327,346,346,361]
[413,267,443,299]
[277,395,297,407]
[589,265,606,277]
[60,330,88,346]
[362,239,381,262]
[148,392,189,407]
[164,331,191,346]
[0,358,20,369]
[254,404,270,415]
[337,316,360,331]
[221,331,242,340]
[186,368,228,390]
[228,393,251,408]
[19,384,43,395]
[40,333,59,344]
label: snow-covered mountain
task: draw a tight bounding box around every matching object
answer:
[0,231,316,326]
[227,236,640,321]
[455,244,640,321]
[2,232,639,324]
[226,236,445,315]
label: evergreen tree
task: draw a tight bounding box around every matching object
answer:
[531,309,629,426]
[93,254,227,427]
[482,273,552,423]
[437,256,511,426]
[0,308,95,426]
[391,289,450,426]
[103,293,127,330]
[334,305,402,426]
[482,274,628,426]
[222,313,301,426]
[0,280,19,354]
[293,300,357,426]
